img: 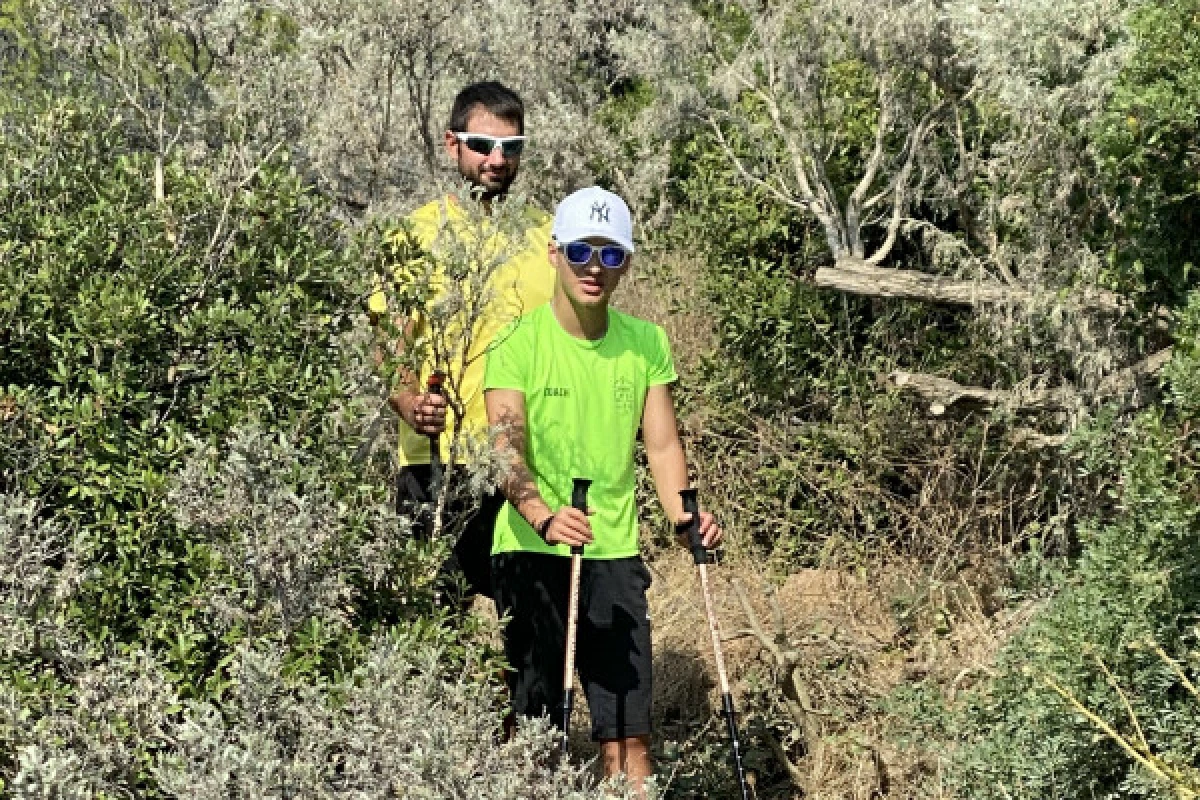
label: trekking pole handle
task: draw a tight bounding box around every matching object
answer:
[570,478,591,556]
[679,488,707,566]
[425,372,445,437]
[426,371,445,399]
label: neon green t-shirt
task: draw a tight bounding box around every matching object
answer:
[368,198,555,466]
[483,304,678,559]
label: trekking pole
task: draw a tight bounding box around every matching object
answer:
[561,477,591,755]
[425,371,445,499]
[681,488,751,800]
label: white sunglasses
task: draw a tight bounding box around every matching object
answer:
[452,132,526,159]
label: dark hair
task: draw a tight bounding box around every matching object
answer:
[447,82,525,135]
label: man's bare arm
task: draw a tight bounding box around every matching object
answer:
[485,388,592,547]
[642,383,722,547]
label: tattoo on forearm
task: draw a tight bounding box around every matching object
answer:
[491,407,547,522]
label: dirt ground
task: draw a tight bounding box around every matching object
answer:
[473,551,1027,798]
[556,550,1025,799]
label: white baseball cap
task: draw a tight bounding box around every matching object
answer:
[551,186,635,253]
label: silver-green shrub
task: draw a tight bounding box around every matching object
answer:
[155,639,619,799]
[2,436,625,797]
[170,427,413,640]
[6,636,622,799]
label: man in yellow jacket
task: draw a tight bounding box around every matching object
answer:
[370,82,555,604]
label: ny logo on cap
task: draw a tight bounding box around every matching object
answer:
[590,201,610,223]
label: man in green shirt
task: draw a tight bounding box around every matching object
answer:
[484,187,722,791]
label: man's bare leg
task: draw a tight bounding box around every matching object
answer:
[601,735,652,797]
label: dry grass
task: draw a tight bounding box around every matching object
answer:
[642,555,1032,799]
[472,558,1022,796]
[614,249,719,379]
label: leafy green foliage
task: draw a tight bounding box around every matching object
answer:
[946,348,1200,798]
[0,88,389,699]
[1092,0,1200,306]
[2,0,1199,795]
[0,85,521,793]
[1164,292,1200,419]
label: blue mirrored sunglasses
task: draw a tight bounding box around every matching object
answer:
[561,240,629,269]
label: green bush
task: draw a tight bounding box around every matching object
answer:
[0,87,407,697]
[0,82,621,796]
[661,102,1043,564]
[1091,0,1200,307]
[944,309,1200,797]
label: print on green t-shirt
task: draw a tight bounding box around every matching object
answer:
[484,304,678,559]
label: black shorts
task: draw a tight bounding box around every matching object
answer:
[491,552,653,741]
[395,464,503,600]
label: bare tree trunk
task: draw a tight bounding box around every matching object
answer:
[815,259,1125,313]
[888,372,1079,416]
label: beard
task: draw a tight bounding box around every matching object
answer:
[459,158,518,201]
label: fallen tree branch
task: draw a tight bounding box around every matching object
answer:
[889,347,1174,418]
[763,729,810,789]
[732,578,826,738]
[815,259,1126,314]
[888,373,1077,416]
[1097,346,1175,398]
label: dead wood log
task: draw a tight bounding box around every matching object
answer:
[1096,346,1175,398]
[889,347,1174,418]
[815,260,1125,314]
[887,373,1077,416]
